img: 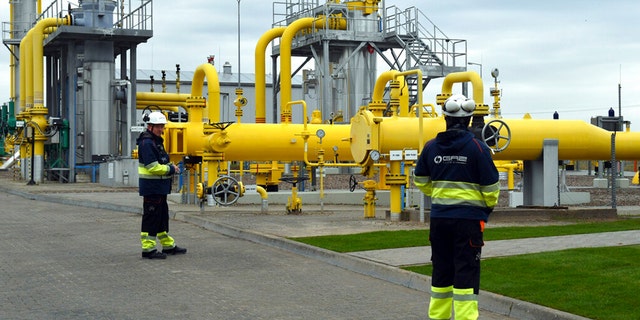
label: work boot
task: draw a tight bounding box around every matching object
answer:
[163,246,187,255]
[142,249,167,259]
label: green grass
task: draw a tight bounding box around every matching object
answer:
[405,246,640,320]
[291,218,640,253]
[289,218,640,319]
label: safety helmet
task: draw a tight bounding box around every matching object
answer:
[146,111,167,125]
[442,94,476,117]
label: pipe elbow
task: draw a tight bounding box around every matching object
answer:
[255,185,268,200]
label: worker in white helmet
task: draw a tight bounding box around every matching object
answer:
[414,94,499,320]
[137,111,186,259]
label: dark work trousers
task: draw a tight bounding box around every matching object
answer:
[429,217,484,294]
[141,195,169,237]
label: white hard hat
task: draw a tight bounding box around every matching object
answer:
[442,94,476,117]
[146,111,167,124]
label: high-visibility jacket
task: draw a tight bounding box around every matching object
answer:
[414,129,499,221]
[137,130,176,196]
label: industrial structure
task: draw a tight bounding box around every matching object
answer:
[1,0,638,221]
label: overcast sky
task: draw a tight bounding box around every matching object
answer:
[2,0,639,127]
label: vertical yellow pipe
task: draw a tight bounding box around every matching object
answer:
[191,63,221,123]
[280,16,346,121]
[32,17,69,111]
[20,29,34,112]
[19,30,29,113]
[255,27,286,123]
[389,160,402,221]
[280,17,314,122]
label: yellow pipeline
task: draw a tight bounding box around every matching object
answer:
[136,92,189,110]
[280,16,346,121]
[19,28,31,112]
[32,17,70,111]
[255,27,286,123]
[204,123,352,162]
[441,70,484,103]
[190,63,221,123]
[491,119,640,161]
[137,92,189,103]
[350,109,640,162]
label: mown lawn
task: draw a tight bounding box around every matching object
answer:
[291,218,640,319]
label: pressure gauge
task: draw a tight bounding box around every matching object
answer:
[316,129,325,139]
[369,150,381,161]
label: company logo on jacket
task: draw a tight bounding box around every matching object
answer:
[433,155,467,164]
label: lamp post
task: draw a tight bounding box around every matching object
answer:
[237,0,241,88]
[468,62,483,78]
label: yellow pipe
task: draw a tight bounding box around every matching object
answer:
[492,119,640,161]
[136,92,189,110]
[137,92,190,102]
[191,63,221,123]
[20,28,33,112]
[205,123,351,162]
[350,109,640,161]
[285,100,359,167]
[280,16,346,120]
[372,70,399,102]
[136,102,184,109]
[441,71,484,105]
[255,185,268,200]
[32,17,70,111]
[394,70,423,150]
[388,160,402,221]
[255,27,286,123]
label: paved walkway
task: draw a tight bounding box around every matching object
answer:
[349,230,640,266]
[1,177,627,319]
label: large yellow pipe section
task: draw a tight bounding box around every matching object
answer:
[491,119,640,161]
[255,27,286,123]
[207,123,351,162]
[280,16,346,120]
[350,109,640,161]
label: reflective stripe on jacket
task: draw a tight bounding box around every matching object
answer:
[414,129,499,221]
[137,130,175,196]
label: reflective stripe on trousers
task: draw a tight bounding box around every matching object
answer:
[157,231,175,250]
[140,232,156,252]
[453,287,478,320]
[429,285,453,320]
[429,286,478,320]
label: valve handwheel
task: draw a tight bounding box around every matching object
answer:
[349,175,358,192]
[212,175,241,206]
[482,119,511,153]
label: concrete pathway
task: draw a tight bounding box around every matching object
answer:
[349,230,640,266]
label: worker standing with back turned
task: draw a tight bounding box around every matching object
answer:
[137,111,187,259]
[414,94,500,320]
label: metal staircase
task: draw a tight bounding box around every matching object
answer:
[383,5,467,107]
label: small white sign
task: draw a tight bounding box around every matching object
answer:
[389,150,403,161]
[130,126,145,132]
[404,149,418,160]
[245,184,257,193]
